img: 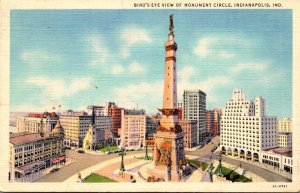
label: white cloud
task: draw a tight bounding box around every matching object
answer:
[128,62,145,73]
[21,50,61,65]
[11,103,52,112]
[112,65,125,75]
[193,37,216,57]
[178,76,230,103]
[230,63,268,73]
[218,51,236,59]
[88,35,110,66]
[193,35,250,59]
[113,81,163,111]
[111,62,146,75]
[120,26,152,58]
[259,68,288,84]
[178,66,197,80]
[26,76,92,100]
[121,26,151,46]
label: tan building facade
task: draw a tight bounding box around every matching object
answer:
[278,132,292,149]
[278,118,292,132]
[17,113,58,133]
[9,122,65,182]
[121,109,146,149]
[60,115,112,148]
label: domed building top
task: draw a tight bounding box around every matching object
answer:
[52,121,64,135]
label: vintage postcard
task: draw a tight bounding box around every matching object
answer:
[0,0,299,192]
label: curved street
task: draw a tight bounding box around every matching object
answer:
[34,150,144,182]
[34,136,290,183]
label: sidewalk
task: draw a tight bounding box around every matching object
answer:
[219,153,292,180]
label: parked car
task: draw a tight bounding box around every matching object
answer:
[77,150,85,154]
[50,168,59,173]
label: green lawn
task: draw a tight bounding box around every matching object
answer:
[214,165,252,182]
[83,173,116,183]
[98,145,119,153]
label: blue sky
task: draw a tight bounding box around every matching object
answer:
[10,10,292,118]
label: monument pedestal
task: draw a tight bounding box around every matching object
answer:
[153,131,185,182]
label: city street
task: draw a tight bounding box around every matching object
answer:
[34,136,290,183]
[34,149,144,182]
[221,156,290,182]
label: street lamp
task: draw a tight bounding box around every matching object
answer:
[209,161,214,182]
[119,148,126,172]
[145,131,150,160]
[216,153,224,177]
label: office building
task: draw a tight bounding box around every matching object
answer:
[107,102,123,137]
[179,120,197,148]
[16,112,59,133]
[120,109,146,149]
[183,90,206,144]
[59,115,112,148]
[206,110,214,137]
[213,108,222,136]
[9,122,65,182]
[87,105,107,116]
[221,89,277,162]
[278,132,292,149]
[278,118,292,132]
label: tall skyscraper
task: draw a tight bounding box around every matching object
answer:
[183,90,206,144]
[220,89,277,162]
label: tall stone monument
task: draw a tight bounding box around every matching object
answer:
[153,14,186,181]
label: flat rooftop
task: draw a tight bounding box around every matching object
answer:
[263,147,292,157]
[10,132,54,145]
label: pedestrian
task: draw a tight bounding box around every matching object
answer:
[130,175,136,183]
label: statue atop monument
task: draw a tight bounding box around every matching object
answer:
[169,14,174,34]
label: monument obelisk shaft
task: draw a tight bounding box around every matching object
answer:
[160,14,178,129]
[153,15,185,182]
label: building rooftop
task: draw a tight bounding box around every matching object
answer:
[264,147,292,157]
[10,132,54,145]
[183,89,206,95]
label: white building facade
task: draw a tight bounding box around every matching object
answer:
[121,109,146,149]
[220,89,277,162]
[183,90,206,144]
[261,148,293,174]
[87,105,108,116]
